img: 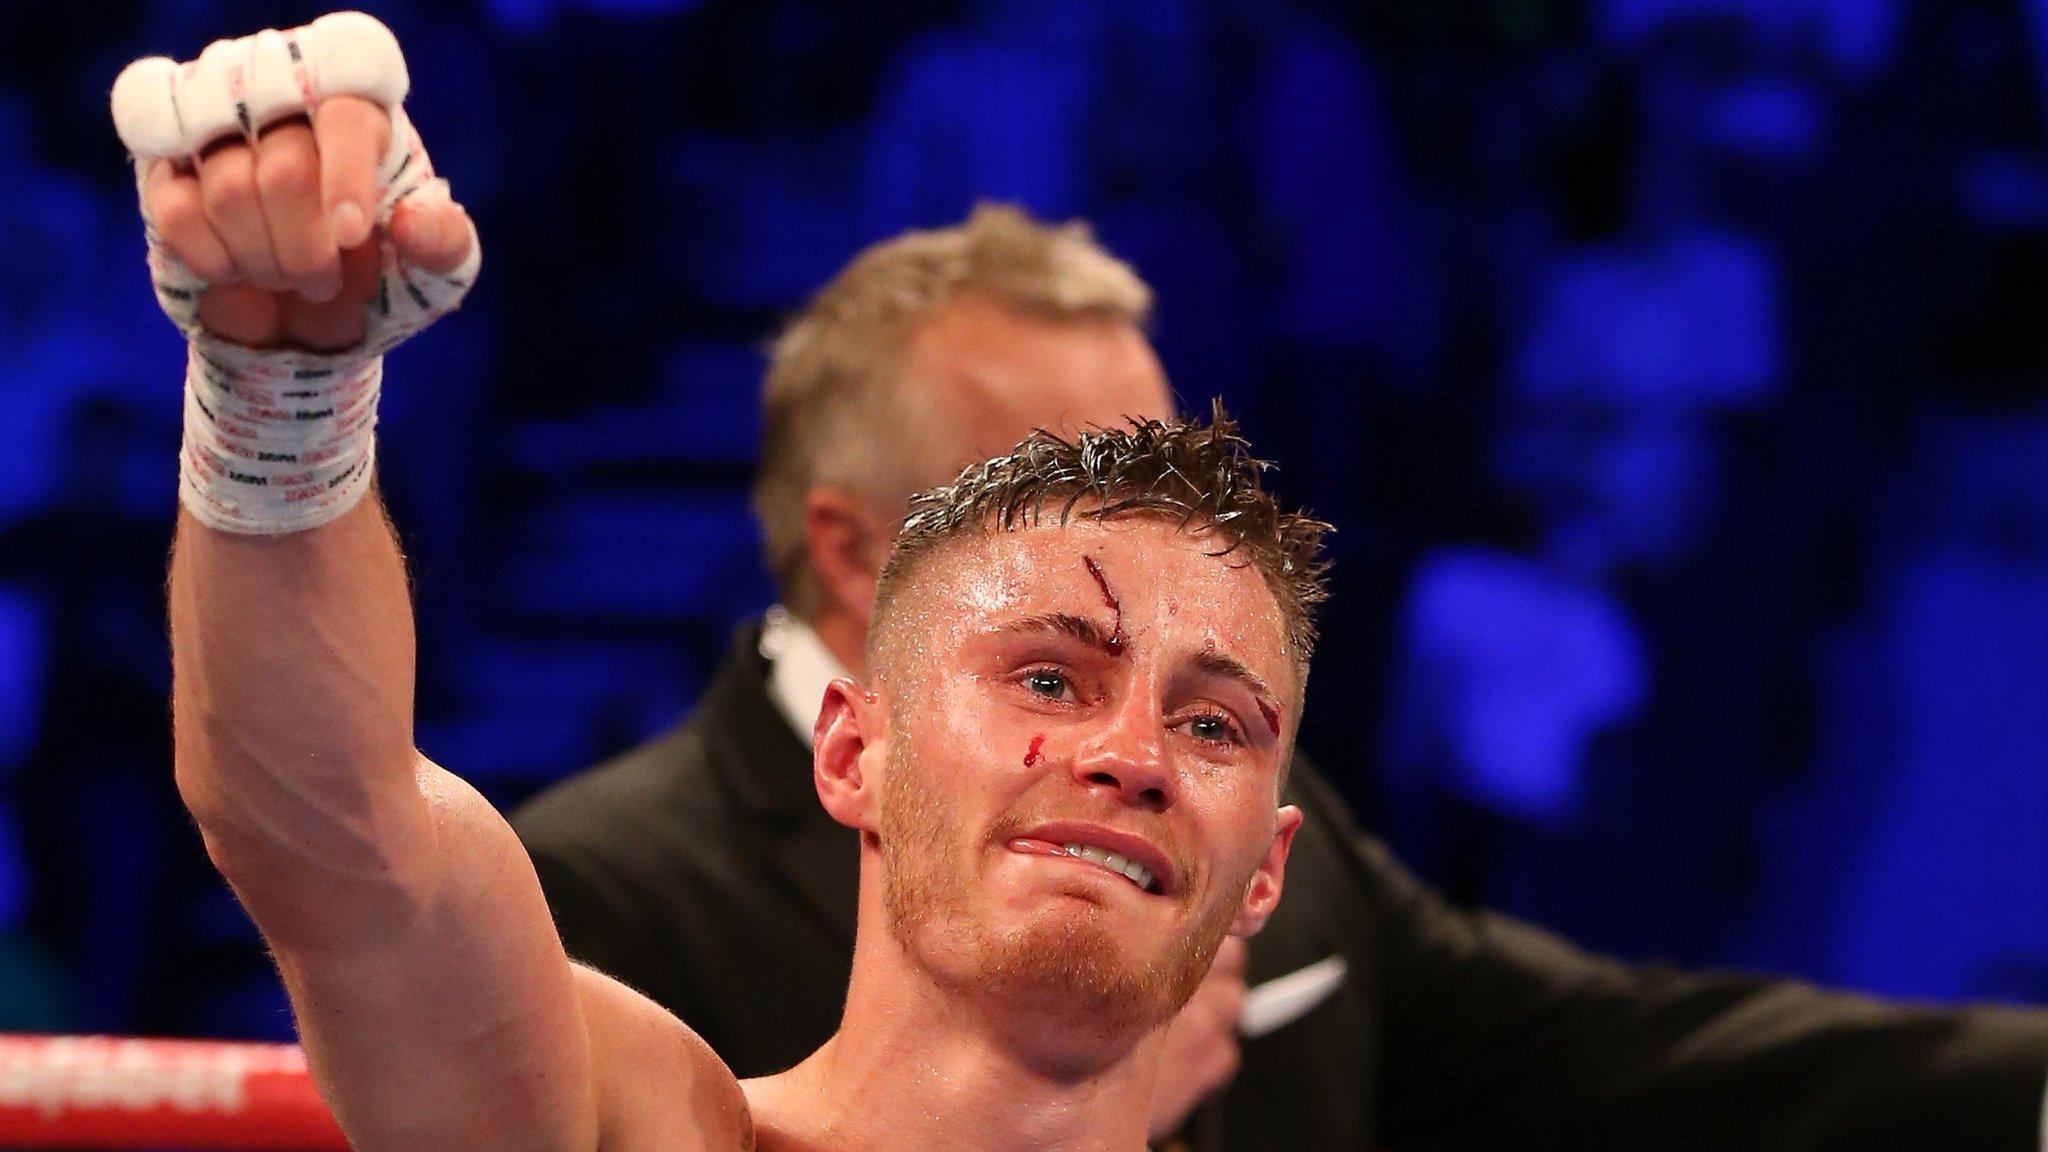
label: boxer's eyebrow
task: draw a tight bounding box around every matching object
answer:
[1191,648,1276,707]
[993,612,1121,655]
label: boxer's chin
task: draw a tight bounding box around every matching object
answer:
[973,913,1184,1037]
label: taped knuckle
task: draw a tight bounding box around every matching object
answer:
[174,38,248,156]
[110,57,181,158]
[117,14,477,359]
[368,105,415,193]
[240,29,305,138]
[305,12,409,107]
[113,14,410,161]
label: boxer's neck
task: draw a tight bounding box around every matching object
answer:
[742,878,1161,1152]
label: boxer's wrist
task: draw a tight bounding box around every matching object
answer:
[177,337,381,535]
[169,187,479,536]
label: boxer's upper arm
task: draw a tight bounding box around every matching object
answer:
[579,964,754,1152]
[219,755,743,1152]
[218,755,603,1152]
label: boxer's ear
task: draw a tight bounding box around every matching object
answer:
[1230,804,1302,938]
[814,676,886,833]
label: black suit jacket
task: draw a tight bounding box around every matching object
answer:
[513,623,2048,1150]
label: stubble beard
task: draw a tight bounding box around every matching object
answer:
[877,736,1249,1038]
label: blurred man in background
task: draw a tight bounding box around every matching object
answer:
[513,205,2048,1151]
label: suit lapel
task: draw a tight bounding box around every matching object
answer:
[694,622,860,945]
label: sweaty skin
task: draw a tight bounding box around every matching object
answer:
[746,518,1303,1151]
[144,32,1296,1149]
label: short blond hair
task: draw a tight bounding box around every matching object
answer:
[874,404,1332,678]
[754,203,1154,616]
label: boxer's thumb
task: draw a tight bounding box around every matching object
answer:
[390,189,474,276]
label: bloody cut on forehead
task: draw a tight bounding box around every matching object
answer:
[1082,555,1127,655]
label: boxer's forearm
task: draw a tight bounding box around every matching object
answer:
[127,20,662,1152]
[168,481,624,1152]
[169,491,435,946]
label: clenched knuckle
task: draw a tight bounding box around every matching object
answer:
[201,168,256,219]
[155,203,225,277]
[256,148,317,204]
[153,184,203,240]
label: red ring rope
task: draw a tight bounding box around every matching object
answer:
[0,1035,344,1150]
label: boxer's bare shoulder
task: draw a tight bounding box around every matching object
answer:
[735,1066,822,1152]
[575,964,754,1151]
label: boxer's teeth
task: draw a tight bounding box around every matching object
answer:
[1060,843,1155,892]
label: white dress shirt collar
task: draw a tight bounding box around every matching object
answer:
[759,605,853,745]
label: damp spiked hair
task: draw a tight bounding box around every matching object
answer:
[872,401,1332,669]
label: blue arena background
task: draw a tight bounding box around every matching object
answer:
[1,0,2046,1039]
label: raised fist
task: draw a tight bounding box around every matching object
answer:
[112,12,477,354]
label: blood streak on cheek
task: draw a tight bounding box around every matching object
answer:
[1023,734,1045,767]
[1081,555,1126,655]
[1257,699,1281,738]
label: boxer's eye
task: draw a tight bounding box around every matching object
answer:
[1178,709,1245,746]
[1021,667,1075,702]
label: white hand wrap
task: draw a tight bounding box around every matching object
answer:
[112,11,480,535]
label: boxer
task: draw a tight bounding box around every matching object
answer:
[123,15,1321,1150]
